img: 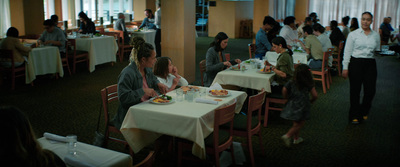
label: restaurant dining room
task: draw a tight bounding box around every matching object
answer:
[1,0,400,166]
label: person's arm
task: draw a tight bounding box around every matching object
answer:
[139,18,147,29]
[15,39,32,55]
[260,32,272,50]
[121,21,127,32]
[206,48,226,73]
[117,72,146,109]
[297,39,311,54]
[342,33,355,79]
[310,87,318,103]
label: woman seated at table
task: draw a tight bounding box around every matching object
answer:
[264,36,294,93]
[0,106,66,167]
[204,32,241,87]
[153,57,188,92]
[139,9,156,30]
[78,11,96,34]
[113,37,167,129]
[0,27,33,68]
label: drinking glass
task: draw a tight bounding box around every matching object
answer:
[66,135,77,156]
[199,88,207,98]
[176,89,184,102]
[186,90,194,102]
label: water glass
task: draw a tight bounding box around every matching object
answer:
[176,89,184,102]
[186,90,194,102]
[199,88,207,97]
[66,135,77,156]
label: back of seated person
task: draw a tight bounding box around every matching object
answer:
[0,27,32,68]
[0,106,66,167]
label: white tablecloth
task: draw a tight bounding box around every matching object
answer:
[26,46,64,84]
[265,51,308,66]
[73,36,118,72]
[38,137,132,167]
[129,30,156,49]
[120,88,247,159]
[212,64,275,92]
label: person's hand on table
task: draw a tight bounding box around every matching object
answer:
[43,40,55,45]
[342,70,348,79]
[223,61,232,67]
[144,88,158,97]
[264,60,271,66]
[235,59,241,64]
[157,83,168,94]
[172,77,180,86]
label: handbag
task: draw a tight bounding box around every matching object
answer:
[93,100,107,147]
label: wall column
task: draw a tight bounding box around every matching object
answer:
[253,0,269,41]
[133,0,156,21]
[23,0,44,35]
[162,0,196,83]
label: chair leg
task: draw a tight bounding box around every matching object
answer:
[247,135,255,167]
[326,73,330,89]
[214,149,221,167]
[258,131,265,156]
[73,60,76,74]
[322,74,326,94]
[230,143,236,166]
[338,64,342,76]
[177,142,183,167]
[263,98,270,127]
[11,73,15,90]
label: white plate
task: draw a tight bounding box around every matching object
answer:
[208,90,231,97]
[230,67,247,71]
[149,96,175,105]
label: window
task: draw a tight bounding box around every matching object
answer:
[269,0,296,21]
[1,0,11,37]
[43,0,55,20]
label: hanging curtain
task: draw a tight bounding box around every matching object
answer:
[269,0,296,21]
[0,0,11,37]
[309,0,399,31]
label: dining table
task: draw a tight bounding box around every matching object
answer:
[25,46,64,84]
[68,35,118,72]
[128,29,156,49]
[120,87,247,160]
[38,137,132,167]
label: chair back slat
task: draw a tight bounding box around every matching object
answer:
[248,43,256,58]
[247,90,266,129]
[214,101,237,127]
[322,48,333,72]
[101,84,118,126]
[199,59,206,86]
[0,49,15,68]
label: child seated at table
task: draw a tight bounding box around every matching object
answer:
[153,57,188,92]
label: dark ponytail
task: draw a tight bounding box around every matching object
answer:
[271,36,293,56]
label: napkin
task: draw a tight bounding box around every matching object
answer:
[195,98,218,105]
[208,82,223,92]
[64,156,96,167]
[43,132,68,143]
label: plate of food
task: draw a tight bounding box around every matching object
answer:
[180,86,200,93]
[257,68,274,74]
[230,65,247,71]
[149,94,175,104]
[208,89,231,97]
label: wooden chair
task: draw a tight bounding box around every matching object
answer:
[177,101,237,167]
[116,30,133,62]
[230,90,266,167]
[66,39,89,74]
[199,59,206,86]
[248,43,256,59]
[263,92,288,127]
[101,84,133,156]
[332,40,344,76]
[133,151,156,167]
[311,48,332,94]
[0,49,26,90]
[60,41,72,75]
[96,27,105,34]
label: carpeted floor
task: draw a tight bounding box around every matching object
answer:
[1,37,399,167]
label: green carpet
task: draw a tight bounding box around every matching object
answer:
[1,37,399,167]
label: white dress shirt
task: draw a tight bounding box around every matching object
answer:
[317,33,333,52]
[157,74,188,89]
[155,8,161,29]
[342,28,380,70]
[279,25,298,45]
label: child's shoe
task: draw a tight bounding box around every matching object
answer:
[293,137,304,144]
[281,134,291,147]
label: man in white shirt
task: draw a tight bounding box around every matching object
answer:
[154,1,161,57]
[342,12,380,124]
[279,16,298,49]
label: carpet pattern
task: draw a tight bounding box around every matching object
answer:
[1,37,399,167]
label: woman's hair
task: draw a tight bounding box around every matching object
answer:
[210,32,229,52]
[130,36,154,66]
[267,22,282,43]
[0,106,61,167]
[342,16,350,26]
[293,64,314,90]
[312,23,325,33]
[78,11,90,21]
[283,16,296,25]
[145,9,154,19]
[362,11,373,19]
[330,20,338,29]
[271,36,293,56]
[153,57,172,79]
[350,17,359,29]
[6,27,19,37]
[302,25,313,35]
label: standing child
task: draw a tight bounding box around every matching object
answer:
[280,64,318,147]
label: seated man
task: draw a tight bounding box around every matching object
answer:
[114,13,131,44]
[255,16,276,59]
[379,17,393,45]
[38,19,67,53]
[297,25,324,69]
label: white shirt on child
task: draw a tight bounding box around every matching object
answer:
[156,74,188,89]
